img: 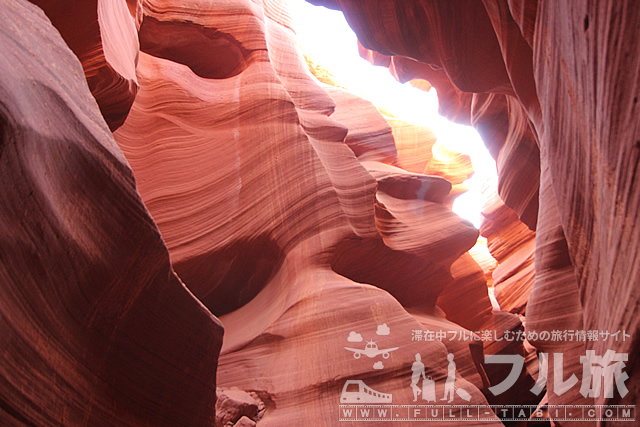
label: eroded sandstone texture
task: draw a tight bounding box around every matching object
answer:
[112,0,508,424]
[0,1,223,425]
[2,0,639,425]
[313,0,640,419]
[29,0,141,131]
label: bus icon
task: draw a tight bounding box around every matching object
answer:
[340,380,392,403]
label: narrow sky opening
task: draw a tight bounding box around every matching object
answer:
[289,0,497,229]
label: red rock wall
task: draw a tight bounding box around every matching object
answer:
[111,1,503,423]
[0,1,223,425]
[5,0,638,423]
[480,186,535,314]
[113,0,528,423]
[29,0,141,131]
[314,0,640,413]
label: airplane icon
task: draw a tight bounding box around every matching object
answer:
[344,340,399,359]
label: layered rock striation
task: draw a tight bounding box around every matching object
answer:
[0,1,223,425]
[3,0,638,425]
[313,0,640,415]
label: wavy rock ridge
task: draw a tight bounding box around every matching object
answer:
[3,0,638,425]
[1,1,222,425]
[312,0,640,416]
[3,0,504,424]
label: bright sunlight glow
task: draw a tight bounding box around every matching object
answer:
[289,0,497,228]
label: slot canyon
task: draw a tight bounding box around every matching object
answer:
[1,0,639,425]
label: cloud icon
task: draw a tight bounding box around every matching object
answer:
[347,331,363,342]
[373,361,384,370]
[376,323,390,336]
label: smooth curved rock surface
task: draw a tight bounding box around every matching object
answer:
[386,117,437,174]
[331,235,453,311]
[532,0,640,409]
[218,262,500,426]
[326,85,397,163]
[364,161,451,205]
[322,0,512,94]
[480,175,535,315]
[436,253,493,331]
[111,1,507,424]
[471,93,539,229]
[0,1,223,425]
[7,0,639,423]
[331,160,479,317]
[114,0,378,317]
[358,43,474,127]
[110,2,497,424]
[29,0,140,130]
[525,160,591,408]
[354,9,540,229]
[375,191,478,262]
[315,0,640,414]
[425,141,474,205]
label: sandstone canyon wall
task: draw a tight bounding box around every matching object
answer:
[313,0,640,419]
[1,0,639,425]
[0,1,223,425]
